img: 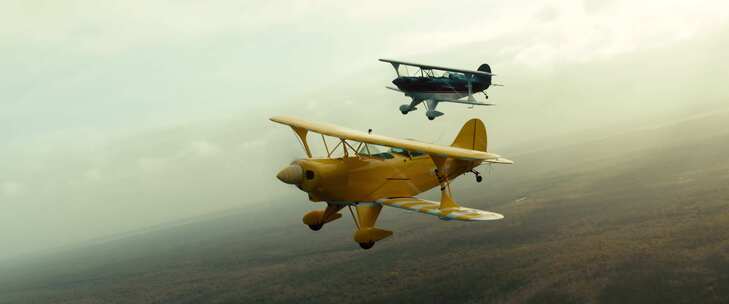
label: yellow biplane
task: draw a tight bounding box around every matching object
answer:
[271,116,513,249]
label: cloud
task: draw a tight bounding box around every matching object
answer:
[237,139,265,152]
[188,140,222,158]
[1,181,24,197]
[1,0,418,55]
[388,0,729,65]
[134,140,222,173]
[5,0,724,60]
[137,156,171,173]
[84,169,102,182]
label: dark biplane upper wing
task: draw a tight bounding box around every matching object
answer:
[379,58,494,77]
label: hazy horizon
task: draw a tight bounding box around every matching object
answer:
[3,0,729,261]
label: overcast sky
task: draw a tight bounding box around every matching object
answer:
[2,0,729,260]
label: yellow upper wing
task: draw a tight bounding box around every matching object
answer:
[270,115,511,162]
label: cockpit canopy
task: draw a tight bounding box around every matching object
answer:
[442,71,467,80]
[357,144,425,159]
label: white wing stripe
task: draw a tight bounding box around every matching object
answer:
[378,198,503,221]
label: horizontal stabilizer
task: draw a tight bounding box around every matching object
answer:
[378,198,503,221]
[440,99,494,106]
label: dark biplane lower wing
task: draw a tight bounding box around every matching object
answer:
[441,99,494,106]
[379,58,495,77]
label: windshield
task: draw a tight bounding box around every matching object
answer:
[389,147,425,157]
[357,145,424,159]
[358,144,393,159]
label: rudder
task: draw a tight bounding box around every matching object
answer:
[477,64,491,73]
[477,64,492,88]
[451,119,487,152]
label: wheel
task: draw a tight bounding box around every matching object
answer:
[476,175,483,183]
[401,110,408,115]
[427,116,435,121]
[308,223,323,231]
[358,241,375,250]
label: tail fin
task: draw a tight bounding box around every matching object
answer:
[451,119,487,152]
[477,64,491,73]
[477,64,492,87]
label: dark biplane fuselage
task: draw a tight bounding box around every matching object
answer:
[391,72,492,104]
[392,75,490,96]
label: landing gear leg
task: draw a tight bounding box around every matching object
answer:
[400,99,421,115]
[350,203,392,250]
[302,203,343,231]
[424,100,443,120]
[471,169,483,183]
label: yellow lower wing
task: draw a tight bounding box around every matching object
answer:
[378,198,504,221]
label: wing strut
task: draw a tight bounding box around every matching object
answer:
[467,75,476,102]
[430,155,460,209]
[291,127,312,158]
[347,205,360,229]
[321,134,330,157]
[387,62,401,77]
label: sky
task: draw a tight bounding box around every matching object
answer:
[2,0,729,260]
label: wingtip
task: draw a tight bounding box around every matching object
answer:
[477,211,504,221]
[270,115,301,127]
[465,211,504,221]
[483,155,514,164]
[498,158,514,164]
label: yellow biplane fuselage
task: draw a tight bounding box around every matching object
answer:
[288,155,478,202]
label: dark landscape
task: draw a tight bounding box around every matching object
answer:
[1,109,728,304]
